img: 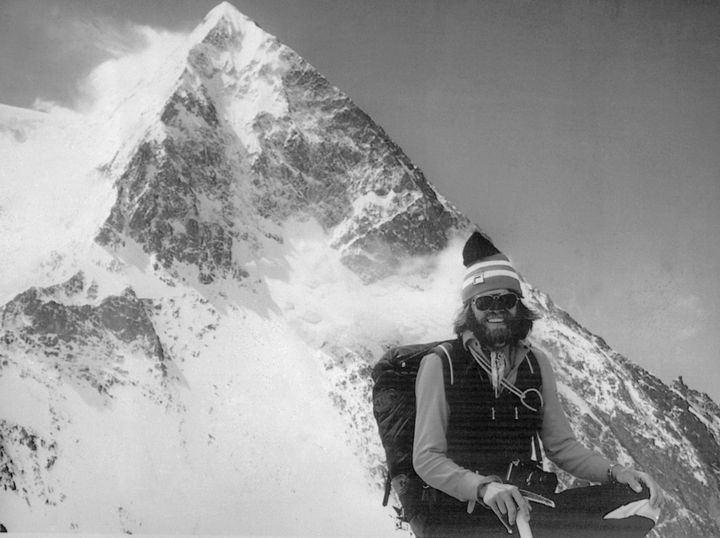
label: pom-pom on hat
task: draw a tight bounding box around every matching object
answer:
[461,231,522,303]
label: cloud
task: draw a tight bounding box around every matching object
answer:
[71,25,189,115]
[23,5,189,118]
[42,12,147,59]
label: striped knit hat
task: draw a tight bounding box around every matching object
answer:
[461,231,522,303]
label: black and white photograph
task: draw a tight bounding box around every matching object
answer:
[1,1,719,536]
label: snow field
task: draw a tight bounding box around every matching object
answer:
[0,255,402,535]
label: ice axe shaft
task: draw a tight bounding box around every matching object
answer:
[516,511,533,538]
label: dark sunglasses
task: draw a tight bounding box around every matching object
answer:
[473,292,519,311]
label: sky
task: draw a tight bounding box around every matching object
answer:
[1,0,719,401]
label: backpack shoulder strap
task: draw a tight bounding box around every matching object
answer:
[515,347,543,387]
[523,348,545,464]
[525,349,541,376]
[435,341,455,386]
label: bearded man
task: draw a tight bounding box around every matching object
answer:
[407,231,662,537]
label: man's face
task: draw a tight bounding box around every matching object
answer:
[469,289,519,347]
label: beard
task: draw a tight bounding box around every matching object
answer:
[467,312,521,348]
[455,298,537,344]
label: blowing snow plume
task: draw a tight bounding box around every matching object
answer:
[1,3,719,536]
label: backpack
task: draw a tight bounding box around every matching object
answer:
[371,340,455,508]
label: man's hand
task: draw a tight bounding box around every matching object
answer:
[480,482,532,527]
[612,465,663,509]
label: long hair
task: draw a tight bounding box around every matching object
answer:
[453,297,539,343]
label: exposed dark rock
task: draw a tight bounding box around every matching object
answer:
[0,273,170,397]
[0,420,58,505]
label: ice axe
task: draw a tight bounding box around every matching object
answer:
[515,489,555,537]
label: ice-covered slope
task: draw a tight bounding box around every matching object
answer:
[1,3,719,536]
[0,104,116,304]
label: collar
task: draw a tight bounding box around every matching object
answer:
[462,330,531,376]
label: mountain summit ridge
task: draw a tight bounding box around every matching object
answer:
[1,3,718,536]
[201,1,255,27]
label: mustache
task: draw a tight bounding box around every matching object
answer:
[467,311,533,346]
[487,311,535,321]
[484,311,517,321]
[454,299,537,341]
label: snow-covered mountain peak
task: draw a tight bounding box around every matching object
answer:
[186,1,283,88]
[95,4,470,288]
[195,1,259,40]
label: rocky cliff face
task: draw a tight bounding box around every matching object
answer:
[1,3,718,536]
[0,271,178,510]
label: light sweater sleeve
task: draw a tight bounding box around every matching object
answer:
[412,353,500,502]
[535,349,612,483]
